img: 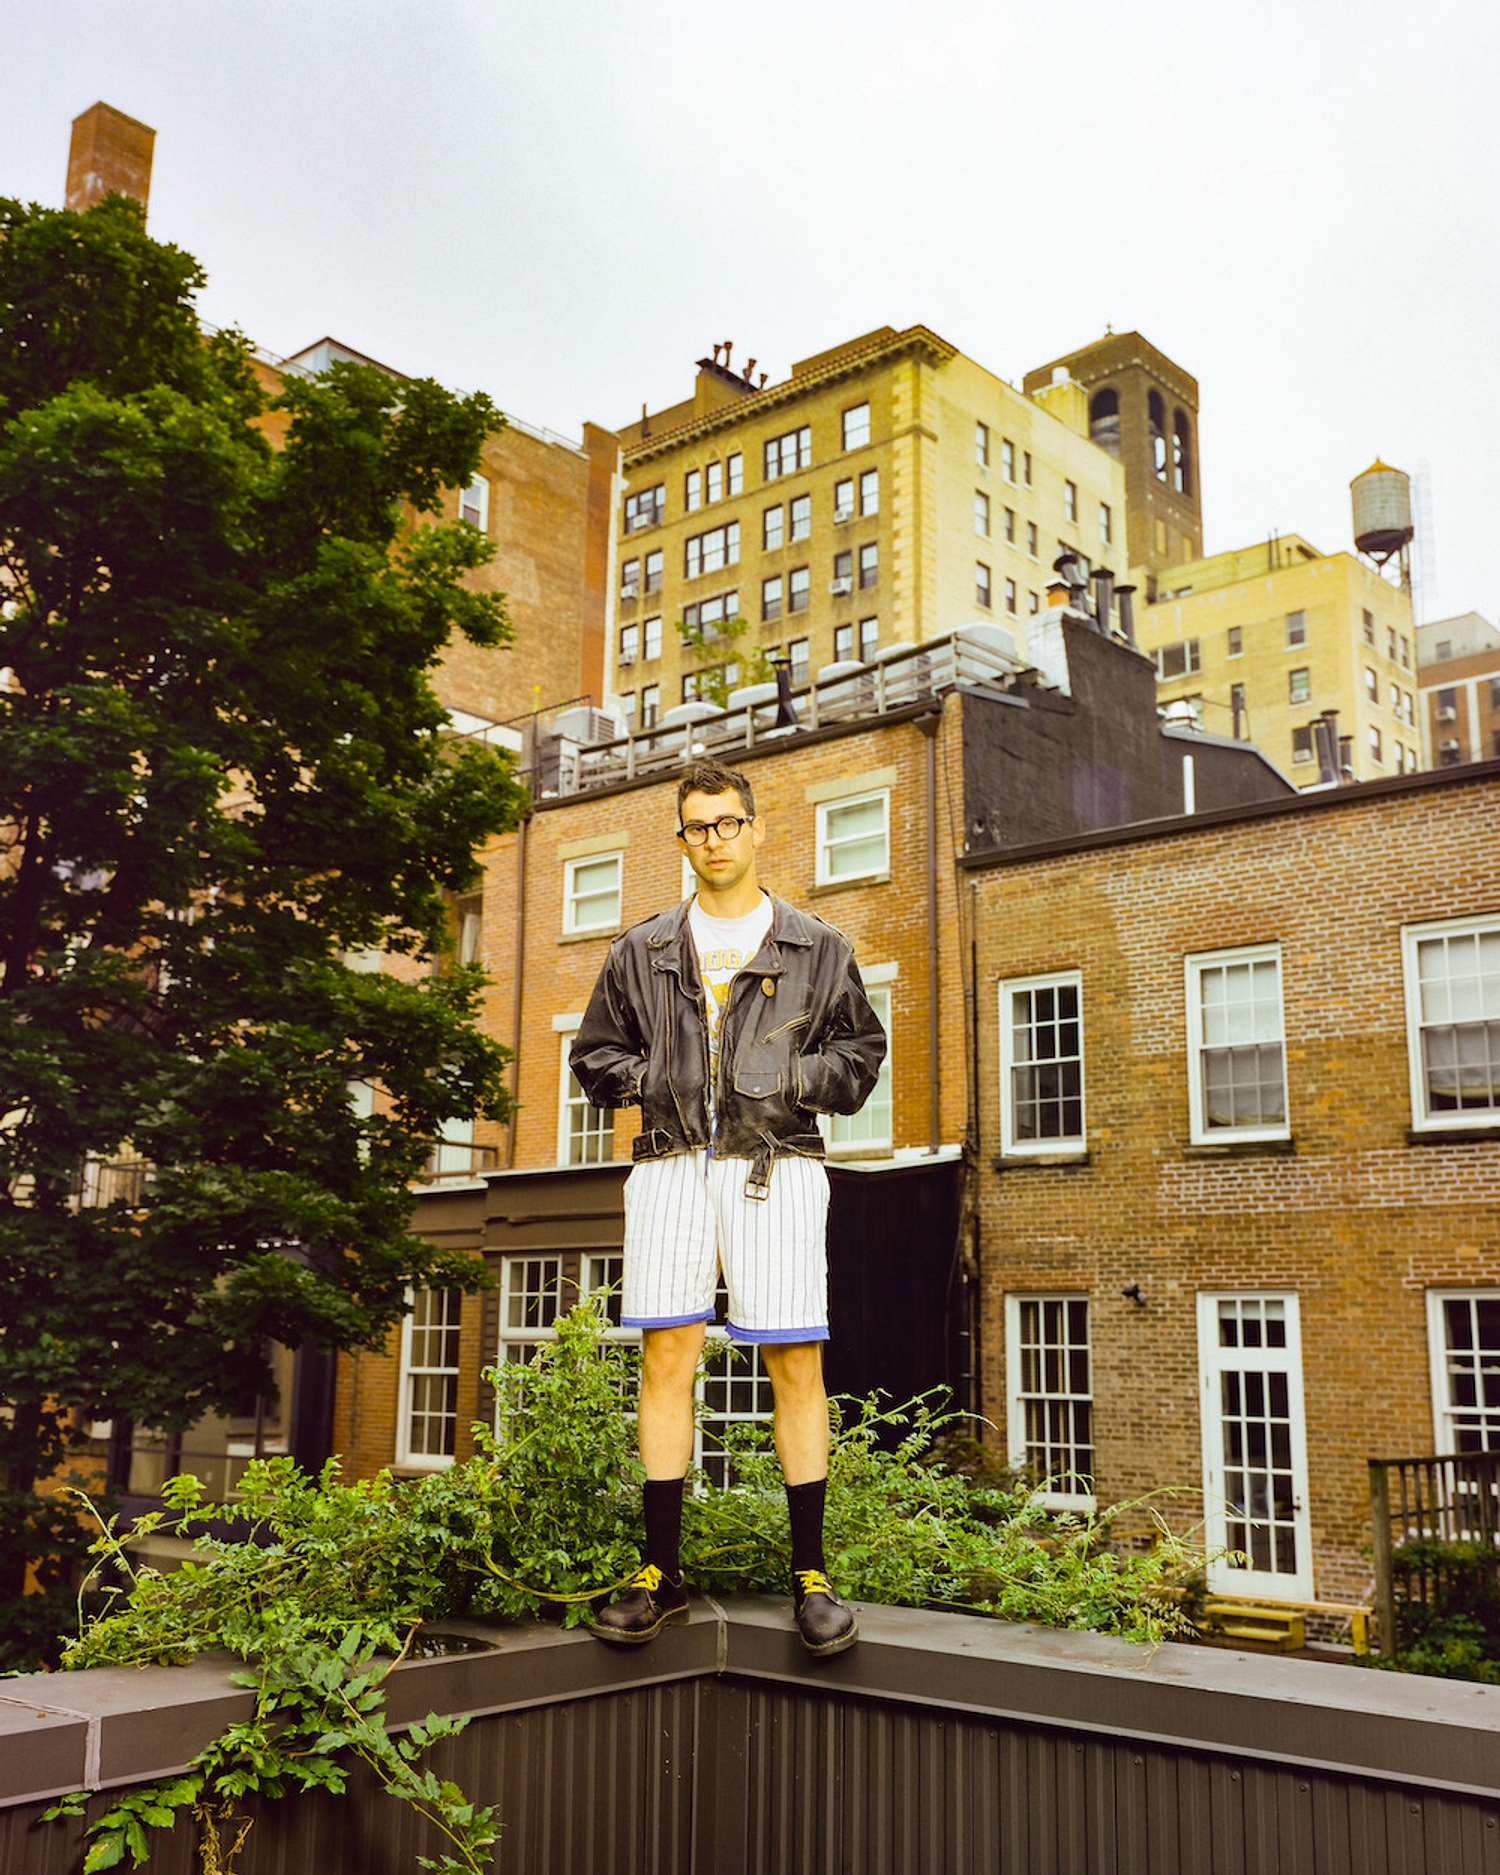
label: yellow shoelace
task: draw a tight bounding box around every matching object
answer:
[795,1569,834,1598]
[632,1563,665,1591]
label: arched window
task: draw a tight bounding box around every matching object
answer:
[1088,388,1121,458]
[1173,410,1193,496]
[1148,391,1167,481]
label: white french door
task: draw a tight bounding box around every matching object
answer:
[1197,1292,1313,1601]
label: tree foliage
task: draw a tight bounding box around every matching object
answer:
[0,193,528,1623]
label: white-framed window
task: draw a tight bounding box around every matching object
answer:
[1000,438,1016,482]
[999,971,1084,1155]
[1227,627,1243,657]
[974,490,991,537]
[1288,666,1310,704]
[620,557,640,600]
[764,426,811,480]
[705,460,723,505]
[644,549,663,594]
[1004,578,1017,616]
[1185,944,1288,1144]
[825,976,893,1154]
[563,852,622,935]
[761,574,783,622]
[788,566,810,613]
[1364,665,1379,701]
[833,477,854,521]
[1026,521,1039,559]
[1099,502,1112,546]
[1197,1292,1312,1599]
[556,1021,613,1165]
[975,422,990,467]
[619,621,640,664]
[494,1254,772,1489]
[789,493,811,542]
[858,616,878,662]
[842,402,871,450]
[816,788,889,886]
[1427,1291,1500,1452]
[858,542,877,589]
[787,637,809,685]
[1063,479,1078,522]
[1005,1295,1094,1508]
[685,520,739,579]
[859,467,879,514]
[763,505,784,551]
[975,561,991,610]
[684,467,702,512]
[396,1288,463,1470]
[1402,915,1500,1132]
[1156,640,1201,678]
[640,683,659,727]
[1003,507,1016,544]
[459,475,489,532]
[726,453,743,497]
[643,616,662,660]
[1285,610,1307,648]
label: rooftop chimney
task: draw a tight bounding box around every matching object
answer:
[66,103,155,216]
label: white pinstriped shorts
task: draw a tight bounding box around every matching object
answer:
[620,1150,830,1344]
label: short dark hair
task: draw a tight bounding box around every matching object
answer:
[676,759,755,821]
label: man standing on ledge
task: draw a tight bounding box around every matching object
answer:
[570,758,886,1656]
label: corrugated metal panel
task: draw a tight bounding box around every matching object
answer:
[5,1656,1499,1874]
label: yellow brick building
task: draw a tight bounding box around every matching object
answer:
[609,326,1127,722]
[1135,536,1419,785]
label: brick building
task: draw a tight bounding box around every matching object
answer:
[336,610,1293,1486]
[608,325,1132,726]
[1135,535,1420,785]
[1419,612,1500,769]
[965,760,1500,1616]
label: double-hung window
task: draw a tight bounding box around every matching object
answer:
[1006,1295,1094,1507]
[1185,945,1288,1143]
[859,468,879,515]
[824,974,893,1154]
[563,851,622,935]
[842,402,871,450]
[999,972,1084,1155]
[624,484,664,533]
[1402,915,1500,1132]
[1427,1291,1500,1452]
[556,1021,613,1164]
[765,426,811,480]
[459,475,489,531]
[397,1289,463,1469]
[685,521,739,579]
[763,505,784,552]
[816,788,889,885]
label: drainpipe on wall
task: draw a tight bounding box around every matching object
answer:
[504,811,531,1169]
[916,708,943,1153]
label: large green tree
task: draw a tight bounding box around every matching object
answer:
[0,194,527,1646]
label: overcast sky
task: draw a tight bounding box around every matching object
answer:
[9,0,1497,626]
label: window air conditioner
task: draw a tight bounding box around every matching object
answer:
[621,581,639,599]
[1437,705,1457,722]
[619,654,636,667]
[829,577,853,596]
[833,507,854,524]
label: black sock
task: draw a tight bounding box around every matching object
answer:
[643,1478,685,1582]
[785,1477,828,1578]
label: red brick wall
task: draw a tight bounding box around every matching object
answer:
[970,769,1500,1603]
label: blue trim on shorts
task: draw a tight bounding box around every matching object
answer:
[621,1309,716,1330]
[726,1321,830,1345]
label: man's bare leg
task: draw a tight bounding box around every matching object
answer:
[638,1321,708,1477]
[591,1321,706,1645]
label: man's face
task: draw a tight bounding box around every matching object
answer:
[678,788,763,893]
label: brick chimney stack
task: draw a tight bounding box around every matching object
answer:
[66,103,155,215]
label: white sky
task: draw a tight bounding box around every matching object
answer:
[8,0,1498,625]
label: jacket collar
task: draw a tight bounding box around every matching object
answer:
[644,892,816,969]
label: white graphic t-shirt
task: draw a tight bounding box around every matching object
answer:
[688,893,774,1108]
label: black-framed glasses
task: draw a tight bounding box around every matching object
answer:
[677,815,753,845]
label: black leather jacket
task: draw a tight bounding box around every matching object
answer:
[570,895,886,1194]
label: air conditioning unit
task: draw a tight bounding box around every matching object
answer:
[621,581,639,599]
[829,577,853,596]
[1437,705,1457,722]
[619,653,636,667]
[833,507,854,524]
